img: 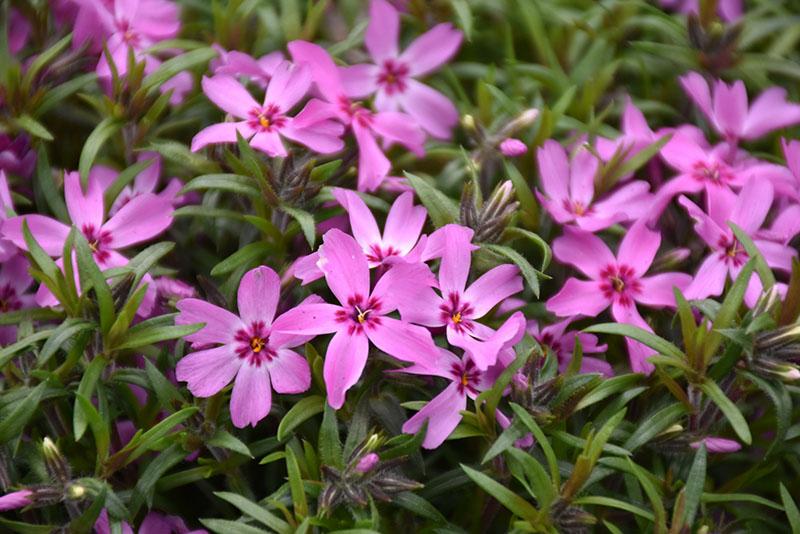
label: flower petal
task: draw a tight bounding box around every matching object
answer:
[712,79,747,138]
[462,264,523,318]
[281,121,344,154]
[568,147,598,207]
[546,278,609,317]
[401,23,463,77]
[398,80,458,139]
[324,329,369,409]
[238,266,280,327]
[64,170,105,232]
[1,215,70,256]
[353,121,391,192]
[685,255,728,300]
[265,60,311,111]
[271,303,341,336]
[340,64,380,98]
[250,131,287,157]
[438,224,473,297]
[730,177,772,234]
[268,349,311,394]
[371,111,426,155]
[175,345,241,397]
[383,191,427,254]
[743,87,800,140]
[288,40,346,100]
[610,301,655,375]
[103,193,173,248]
[201,75,259,119]
[175,298,244,345]
[536,140,570,202]
[331,187,381,250]
[190,121,253,152]
[365,0,400,62]
[230,362,272,428]
[318,228,370,304]
[636,273,692,308]
[402,382,466,449]
[367,317,439,364]
[552,226,614,279]
[617,219,661,276]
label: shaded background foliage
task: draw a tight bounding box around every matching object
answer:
[1,0,800,533]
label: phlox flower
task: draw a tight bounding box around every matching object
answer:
[210,45,284,87]
[191,62,344,157]
[8,9,31,54]
[342,0,462,139]
[690,437,741,454]
[528,318,612,377]
[595,98,660,164]
[2,169,173,311]
[536,140,653,232]
[0,134,35,178]
[399,315,525,449]
[276,229,440,409]
[546,220,692,374]
[95,508,208,534]
[0,254,36,345]
[288,40,426,192]
[395,224,524,370]
[679,177,795,306]
[92,153,185,216]
[499,138,527,157]
[293,188,427,284]
[175,266,313,428]
[659,0,742,21]
[0,171,19,261]
[0,489,32,511]
[680,71,800,143]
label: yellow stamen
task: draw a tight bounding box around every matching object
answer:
[259,116,271,129]
[461,373,469,387]
[250,337,265,353]
[611,276,625,292]
[356,307,369,324]
[452,312,462,324]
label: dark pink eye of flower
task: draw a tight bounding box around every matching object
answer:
[81,224,113,264]
[234,320,275,366]
[247,105,286,132]
[562,199,593,217]
[717,236,748,267]
[449,359,480,395]
[377,59,409,95]
[116,19,140,45]
[335,295,383,334]
[599,264,642,306]
[439,292,475,333]
[0,284,21,313]
[338,97,373,127]
[691,161,734,186]
[365,244,399,264]
[537,332,562,358]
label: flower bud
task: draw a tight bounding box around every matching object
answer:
[499,138,528,157]
[355,453,379,474]
[66,484,86,500]
[0,489,32,511]
[42,437,71,483]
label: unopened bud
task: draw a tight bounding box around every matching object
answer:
[500,108,540,137]
[461,114,476,132]
[42,437,71,483]
[499,138,528,157]
[0,489,33,511]
[355,453,379,474]
[66,484,86,500]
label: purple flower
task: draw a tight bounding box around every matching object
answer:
[536,140,653,232]
[679,177,795,306]
[659,0,742,21]
[191,63,344,157]
[0,254,36,345]
[680,71,800,143]
[528,318,612,377]
[690,437,741,453]
[395,224,524,369]
[277,229,439,408]
[210,45,284,87]
[341,0,462,139]
[0,489,32,511]
[8,9,31,55]
[355,453,380,473]
[0,171,19,261]
[499,138,528,157]
[400,317,524,449]
[546,221,692,373]
[0,134,36,178]
[595,98,660,164]
[288,40,426,192]
[294,188,428,284]
[175,266,313,428]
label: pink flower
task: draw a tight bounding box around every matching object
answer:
[679,178,795,306]
[210,45,284,87]
[0,171,19,261]
[94,509,208,534]
[536,140,653,232]
[294,188,428,284]
[395,224,524,370]
[8,9,32,54]
[595,98,660,164]
[0,254,36,345]
[192,63,345,156]
[546,221,691,373]
[175,266,313,428]
[288,40,426,192]
[400,317,524,449]
[690,437,741,453]
[0,489,32,511]
[0,134,36,178]
[528,318,612,377]
[659,0,742,21]
[499,138,528,157]
[2,169,173,311]
[355,453,380,473]
[341,0,462,139]
[680,72,800,142]
[276,229,439,408]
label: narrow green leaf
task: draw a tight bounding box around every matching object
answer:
[584,323,684,360]
[181,174,261,200]
[461,464,539,521]
[404,172,458,227]
[276,395,325,441]
[780,483,800,534]
[74,356,109,441]
[13,114,54,141]
[213,492,291,534]
[75,232,115,334]
[0,384,45,444]
[683,444,706,527]
[281,205,316,248]
[78,117,122,185]
[483,243,541,297]
[698,380,751,445]
[285,446,308,519]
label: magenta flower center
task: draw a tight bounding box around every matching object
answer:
[692,161,734,186]
[599,264,641,306]
[0,284,21,313]
[81,224,113,264]
[449,359,480,395]
[718,236,747,267]
[563,199,593,217]
[234,320,275,366]
[377,59,410,95]
[336,295,383,334]
[338,97,373,128]
[440,292,475,333]
[366,244,399,264]
[537,332,562,358]
[116,20,140,45]
[247,105,286,132]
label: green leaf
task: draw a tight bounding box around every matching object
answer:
[584,323,684,360]
[78,117,122,185]
[698,380,751,445]
[119,407,199,466]
[276,395,325,441]
[318,404,342,468]
[213,492,291,534]
[574,496,655,522]
[200,519,269,534]
[575,374,642,411]
[36,72,98,116]
[22,33,72,89]
[0,329,56,368]
[75,394,111,465]
[729,222,775,292]
[623,403,687,452]
[700,492,783,510]
[37,319,93,367]
[625,457,667,533]
[130,444,186,514]
[281,205,316,248]
[181,173,261,200]
[75,232,115,335]
[74,356,109,441]
[33,147,68,221]
[0,384,45,444]
[404,172,458,227]
[208,430,253,458]
[482,243,542,297]
[461,464,539,522]
[706,258,756,361]
[509,403,559,486]
[506,447,555,508]
[140,47,216,93]
[285,446,308,519]
[12,114,54,141]
[780,483,800,534]
[113,323,202,351]
[683,444,706,527]
[102,158,154,209]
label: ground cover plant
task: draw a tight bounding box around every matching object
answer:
[1,0,800,532]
